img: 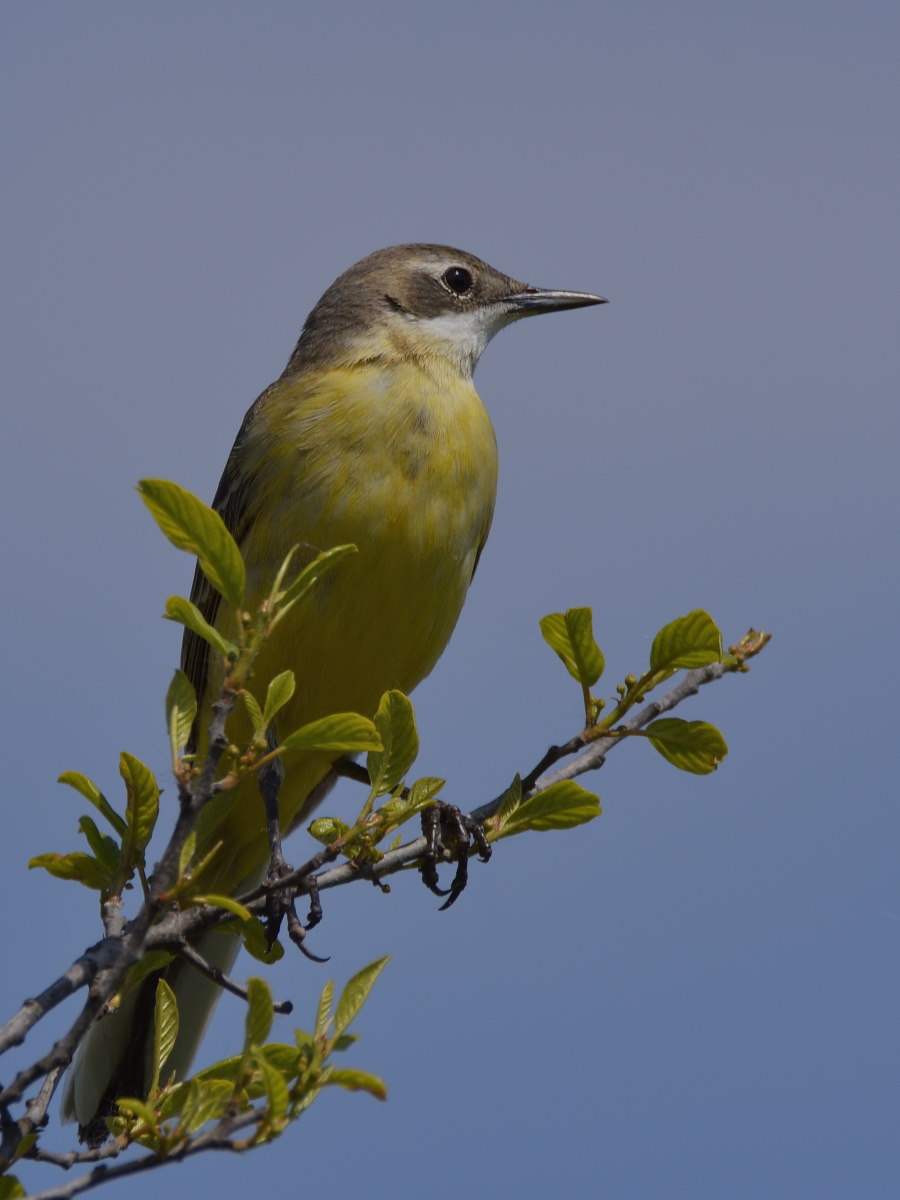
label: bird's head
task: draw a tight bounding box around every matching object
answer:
[286,244,607,378]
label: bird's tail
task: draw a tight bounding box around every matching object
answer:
[59,758,338,1142]
[59,925,242,1142]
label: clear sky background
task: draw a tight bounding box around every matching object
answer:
[2,3,897,1197]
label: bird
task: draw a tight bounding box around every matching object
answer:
[61,243,606,1135]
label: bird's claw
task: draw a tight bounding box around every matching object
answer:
[420,801,491,910]
[262,860,328,962]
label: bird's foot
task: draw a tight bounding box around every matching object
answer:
[419,802,491,910]
[262,860,328,963]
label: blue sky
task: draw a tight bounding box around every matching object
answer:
[2,3,898,1197]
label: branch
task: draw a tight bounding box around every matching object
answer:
[1,630,765,1198]
[22,1108,262,1200]
[532,660,740,790]
[0,689,239,1114]
[175,942,293,1015]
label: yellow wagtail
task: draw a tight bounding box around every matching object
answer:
[62,244,606,1133]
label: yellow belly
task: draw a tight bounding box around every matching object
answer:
[192,359,498,891]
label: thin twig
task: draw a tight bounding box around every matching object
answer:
[22,1108,262,1200]
[176,942,293,1015]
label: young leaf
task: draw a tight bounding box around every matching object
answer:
[10,1133,37,1164]
[367,690,418,797]
[495,774,523,825]
[334,957,389,1037]
[58,771,127,838]
[274,544,358,617]
[177,1078,236,1133]
[646,718,728,774]
[150,979,179,1092]
[28,852,112,891]
[308,817,350,845]
[0,1176,26,1198]
[262,670,296,730]
[123,949,176,995]
[539,608,605,686]
[279,712,381,755]
[253,1050,290,1124]
[77,816,120,874]
[331,1033,359,1053]
[165,669,197,757]
[178,831,197,878]
[495,780,601,839]
[192,1054,245,1087]
[120,752,160,866]
[114,1096,161,1139]
[405,777,445,812]
[195,893,253,922]
[315,979,335,1038]
[164,596,237,659]
[649,610,723,673]
[138,479,246,609]
[325,1068,387,1100]
[219,917,285,963]
[244,977,275,1050]
[260,1043,302,1079]
[242,688,265,736]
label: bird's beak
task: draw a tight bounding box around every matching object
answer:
[504,287,608,314]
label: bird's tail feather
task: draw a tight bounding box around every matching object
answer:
[60,927,242,1141]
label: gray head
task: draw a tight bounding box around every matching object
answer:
[284,243,606,378]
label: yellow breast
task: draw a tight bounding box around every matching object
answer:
[194,358,498,885]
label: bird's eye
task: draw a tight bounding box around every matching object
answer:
[442,266,473,295]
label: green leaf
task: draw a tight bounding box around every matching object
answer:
[280,712,381,755]
[119,752,160,867]
[0,1175,26,1198]
[325,1068,387,1100]
[178,831,197,878]
[196,893,253,922]
[58,771,127,838]
[308,817,350,845]
[366,691,418,797]
[28,851,112,890]
[496,780,601,838]
[115,1096,160,1136]
[77,816,121,874]
[176,1077,239,1133]
[649,610,723,673]
[539,608,605,686]
[253,1050,290,1123]
[192,1054,244,1087]
[404,777,445,813]
[331,1033,359,1053]
[334,957,389,1037]
[164,595,237,659]
[193,1045,298,1098]
[123,949,176,995]
[245,977,274,1050]
[274,544,358,616]
[495,775,523,824]
[315,979,334,1038]
[151,979,179,1091]
[219,917,284,963]
[241,688,265,737]
[10,1132,37,1163]
[165,669,197,757]
[185,1079,234,1130]
[646,718,729,774]
[259,1043,302,1078]
[379,776,445,823]
[262,670,296,730]
[138,479,246,609]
